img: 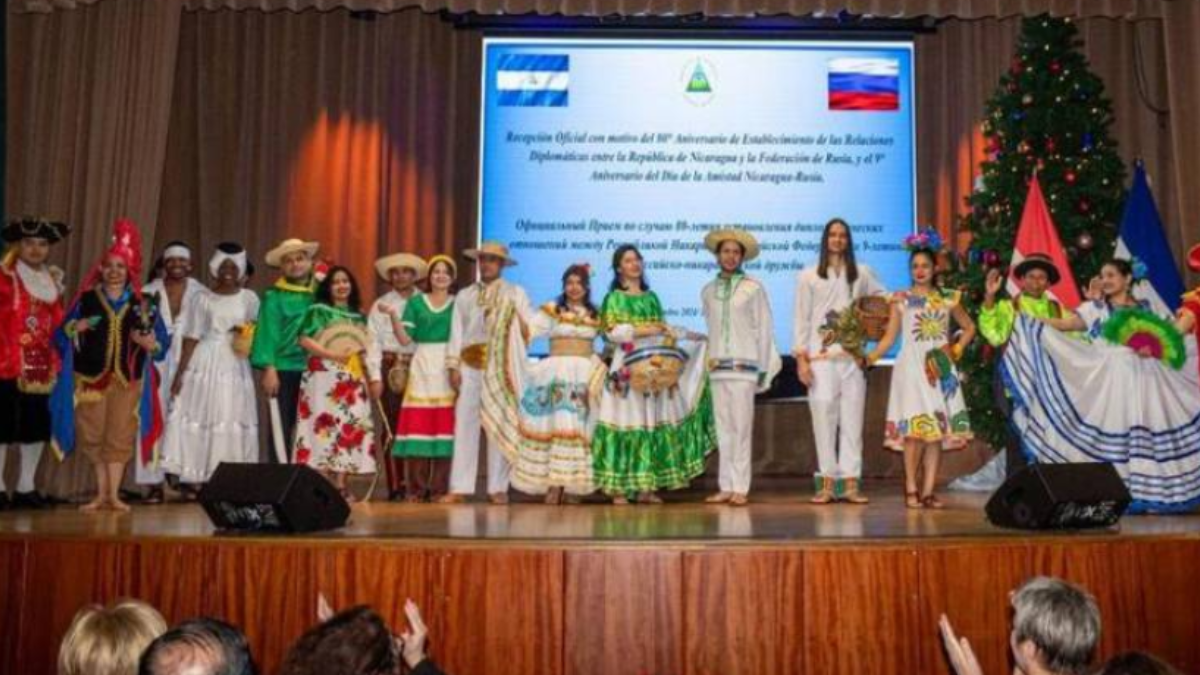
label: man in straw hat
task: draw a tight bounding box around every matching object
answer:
[0,217,70,510]
[975,252,1064,479]
[440,241,530,504]
[792,217,887,505]
[368,251,428,501]
[701,227,781,506]
[250,238,320,462]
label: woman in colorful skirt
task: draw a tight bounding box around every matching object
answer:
[592,244,716,505]
[1002,257,1200,513]
[389,255,457,502]
[866,242,975,509]
[483,263,605,504]
[294,266,381,501]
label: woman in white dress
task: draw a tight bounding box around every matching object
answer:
[483,263,605,504]
[161,244,260,486]
[866,246,975,509]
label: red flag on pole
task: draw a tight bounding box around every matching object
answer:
[1006,173,1083,309]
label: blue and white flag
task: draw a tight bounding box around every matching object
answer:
[1116,161,1183,315]
[496,54,569,107]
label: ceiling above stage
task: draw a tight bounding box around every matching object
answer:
[11,0,1171,19]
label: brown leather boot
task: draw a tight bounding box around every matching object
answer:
[810,476,835,504]
[841,477,870,504]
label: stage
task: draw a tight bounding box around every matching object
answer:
[3,487,1200,675]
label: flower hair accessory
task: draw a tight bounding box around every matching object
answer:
[902,226,944,253]
[1130,256,1149,283]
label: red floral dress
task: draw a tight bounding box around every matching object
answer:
[293,304,379,475]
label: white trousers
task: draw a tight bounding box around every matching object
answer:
[807,359,866,479]
[712,379,757,495]
[449,366,511,495]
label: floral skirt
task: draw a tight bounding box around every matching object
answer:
[294,356,377,475]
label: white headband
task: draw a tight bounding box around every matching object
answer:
[210,250,248,279]
[163,245,192,261]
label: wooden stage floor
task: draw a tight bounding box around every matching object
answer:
[4,485,1200,675]
[2,485,1198,545]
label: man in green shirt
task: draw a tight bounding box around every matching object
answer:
[250,238,319,462]
[978,253,1062,477]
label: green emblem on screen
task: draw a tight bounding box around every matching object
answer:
[681,58,716,106]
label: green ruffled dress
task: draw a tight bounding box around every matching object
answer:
[591,290,716,493]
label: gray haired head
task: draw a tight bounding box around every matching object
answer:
[1011,577,1101,675]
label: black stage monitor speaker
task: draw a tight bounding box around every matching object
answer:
[985,463,1131,530]
[199,463,350,533]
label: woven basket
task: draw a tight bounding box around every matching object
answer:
[626,345,688,395]
[854,296,891,342]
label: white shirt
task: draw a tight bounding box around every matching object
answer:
[702,274,782,390]
[368,289,420,355]
[791,263,885,358]
[447,278,531,368]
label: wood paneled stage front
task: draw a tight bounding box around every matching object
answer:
[2,489,1199,675]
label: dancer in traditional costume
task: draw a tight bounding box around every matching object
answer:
[251,238,320,462]
[0,218,70,510]
[701,228,781,506]
[482,263,605,504]
[159,244,259,487]
[50,219,168,512]
[139,241,206,502]
[442,242,531,504]
[969,253,1066,483]
[1003,258,1200,513]
[792,218,886,504]
[367,252,426,501]
[294,266,381,500]
[592,244,716,504]
[388,255,457,502]
[866,240,975,509]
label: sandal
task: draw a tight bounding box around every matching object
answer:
[636,492,664,505]
[921,493,945,510]
[905,491,921,509]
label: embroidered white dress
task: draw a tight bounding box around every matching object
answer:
[483,301,605,496]
[1002,300,1200,513]
[159,289,260,483]
[883,289,973,451]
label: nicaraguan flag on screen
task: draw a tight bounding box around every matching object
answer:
[1115,161,1184,315]
[497,54,569,107]
[828,58,899,111]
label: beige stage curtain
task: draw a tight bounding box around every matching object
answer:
[6,0,182,283]
[154,8,480,294]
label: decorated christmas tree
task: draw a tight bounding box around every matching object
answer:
[946,15,1127,448]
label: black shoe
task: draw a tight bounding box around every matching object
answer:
[119,488,143,502]
[143,487,165,505]
[12,491,49,510]
[0,493,10,511]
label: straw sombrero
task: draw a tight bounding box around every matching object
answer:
[265,238,319,268]
[704,227,761,262]
[463,241,517,267]
[374,252,428,282]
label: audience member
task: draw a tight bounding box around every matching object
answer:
[138,617,257,675]
[58,599,167,675]
[1096,651,1184,675]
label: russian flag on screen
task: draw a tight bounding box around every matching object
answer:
[496,54,569,107]
[828,58,900,111]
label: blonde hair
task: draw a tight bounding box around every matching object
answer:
[58,599,168,675]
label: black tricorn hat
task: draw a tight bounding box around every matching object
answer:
[2,217,71,244]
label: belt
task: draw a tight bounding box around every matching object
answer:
[707,358,760,373]
[549,338,595,357]
[461,343,488,370]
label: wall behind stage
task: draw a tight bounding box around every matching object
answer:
[5,2,1197,495]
